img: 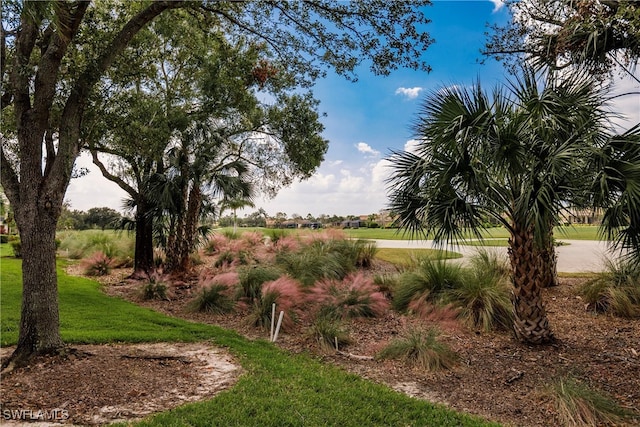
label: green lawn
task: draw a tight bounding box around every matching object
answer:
[0,245,498,427]
[216,225,604,242]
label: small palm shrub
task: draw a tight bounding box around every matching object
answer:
[547,376,635,427]
[376,327,457,371]
[309,273,389,320]
[189,284,235,314]
[249,276,303,331]
[393,258,465,312]
[82,251,115,276]
[236,266,281,303]
[581,257,640,318]
[307,315,351,351]
[142,276,168,300]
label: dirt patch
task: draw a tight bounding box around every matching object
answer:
[2,260,639,426]
[0,342,240,426]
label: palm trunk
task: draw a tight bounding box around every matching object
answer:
[508,225,554,344]
[536,238,559,288]
[131,198,155,279]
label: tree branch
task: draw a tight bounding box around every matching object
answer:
[90,149,138,198]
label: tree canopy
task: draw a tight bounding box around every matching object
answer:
[484,0,640,80]
[0,0,435,367]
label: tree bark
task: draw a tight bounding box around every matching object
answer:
[132,198,155,278]
[6,208,64,369]
[536,237,559,288]
[508,225,554,344]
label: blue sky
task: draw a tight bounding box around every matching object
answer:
[66,1,640,218]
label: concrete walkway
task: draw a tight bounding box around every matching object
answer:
[373,239,625,273]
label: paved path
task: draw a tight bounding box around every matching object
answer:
[373,239,624,273]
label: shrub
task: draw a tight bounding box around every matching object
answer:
[82,251,115,276]
[373,273,401,299]
[214,250,236,268]
[393,258,465,312]
[468,248,510,278]
[203,234,229,255]
[249,276,303,331]
[547,376,635,427]
[307,315,351,351]
[354,240,378,268]
[9,237,21,258]
[268,228,289,245]
[275,246,345,287]
[444,254,513,331]
[309,273,389,320]
[0,234,9,243]
[189,284,235,314]
[581,257,640,318]
[275,237,376,287]
[376,327,457,371]
[237,266,282,303]
[142,279,168,301]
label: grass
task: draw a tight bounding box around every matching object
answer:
[376,248,461,266]
[376,327,458,371]
[0,244,498,426]
[547,376,636,427]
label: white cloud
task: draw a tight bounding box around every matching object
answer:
[395,87,423,100]
[489,0,505,13]
[355,142,380,157]
[404,139,421,153]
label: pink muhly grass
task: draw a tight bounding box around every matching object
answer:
[199,271,239,289]
[273,235,301,253]
[310,273,390,320]
[253,276,304,331]
[204,234,230,255]
[241,231,265,247]
[408,295,461,330]
[82,251,115,276]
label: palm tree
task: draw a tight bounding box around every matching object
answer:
[387,68,621,344]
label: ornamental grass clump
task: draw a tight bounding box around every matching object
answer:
[307,315,351,351]
[142,274,168,300]
[444,250,513,331]
[376,327,457,371]
[236,266,281,303]
[82,251,115,276]
[581,257,640,318]
[249,276,303,331]
[309,273,389,320]
[547,376,635,427]
[393,258,465,312]
[189,283,235,314]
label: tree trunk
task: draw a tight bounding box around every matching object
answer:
[508,225,554,344]
[165,184,201,275]
[4,204,64,370]
[536,226,558,288]
[536,238,559,288]
[131,199,155,279]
